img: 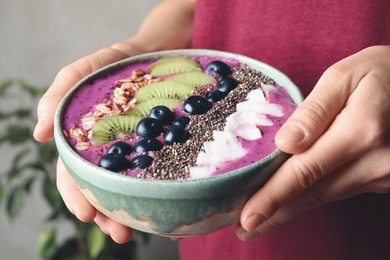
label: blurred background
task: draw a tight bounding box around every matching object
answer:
[0,1,180,259]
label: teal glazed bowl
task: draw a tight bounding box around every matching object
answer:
[54,49,304,238]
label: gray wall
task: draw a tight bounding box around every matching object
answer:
[0,1,179,259]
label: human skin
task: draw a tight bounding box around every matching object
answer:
[237,45,390,241]
[34,0,390,244]
[34,0,197,243]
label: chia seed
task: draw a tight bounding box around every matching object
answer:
[139,64,275,180]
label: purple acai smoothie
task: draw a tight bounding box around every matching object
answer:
[62,55,297,180]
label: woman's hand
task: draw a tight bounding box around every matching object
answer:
[34,0,196,142]
[34,43,144,244]
[33,45,142,142]
[237,45,390,241]
[33,0,196,244]
[56,158,133,243]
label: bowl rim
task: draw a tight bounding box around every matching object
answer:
[54,49,304,196]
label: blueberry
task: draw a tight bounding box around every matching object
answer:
[149,105,174,125]
[182,96,211,115]
[171,115,190,128]
[107,141,133,156]
[136,117,164,138]
[131,155,154,169]
[206,90,227,103]
[217,78,238,93]
[98,153,130,172]
[164,125,188,145]
[205,60,231,78]
[133,138,163,152]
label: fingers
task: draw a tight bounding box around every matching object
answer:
[248,70,358,226]
[56,158,97,222]
[237,46,390,241]
[276,46,390,154]
[56,158,133,243]
[34,47,131,142]
[240,104,372,231]
[275,57,363,154]
[240,122,388,237]
[237,145,390,241]
[242,52,374,231]
[94,212,133,244]
[237,171,344,241]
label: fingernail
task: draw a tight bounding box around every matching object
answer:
[277,123,306,145]
[237,227,260,242]
[244,213,266,231]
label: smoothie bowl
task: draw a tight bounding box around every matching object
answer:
[54,49,303,237]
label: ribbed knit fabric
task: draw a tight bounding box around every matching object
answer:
[191,0,390,97]
[179,1,390,259]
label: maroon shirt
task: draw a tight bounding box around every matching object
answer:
[180,0,390,259]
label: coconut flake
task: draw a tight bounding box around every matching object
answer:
[225,112,243,133]
[246,89,266,102]
[190,87,283,179]
[240,110,273,126]
[237,101,283,117]
[196,151,223,168]
[190,166,216,179]
[212,130,236,143]
[236,122,262,141]
[261,83,278,95]
[211,131,247,161]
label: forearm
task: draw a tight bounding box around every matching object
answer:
[111,0,196,55]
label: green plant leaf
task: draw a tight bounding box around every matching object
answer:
[24,177,34,193]
[42,176,62,210]
[18,80,48,97]
[0,79,13,95]
[51,237,84,260]
[0,124,32,144]
[0,111,7,120]
[0,109,32,121]
[37,226,57,258]
[14,108,32,119]
[6,185,25,219]
[87,225,106,259]
[5,149,31,180]
[0,182,4,204]
[24,161,46,172]
[38,142,58,163]
[6,167,21,180]
[12,149,30,165]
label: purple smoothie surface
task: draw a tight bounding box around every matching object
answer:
[62,55,297,180]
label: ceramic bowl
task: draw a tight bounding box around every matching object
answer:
[54,49,303,238]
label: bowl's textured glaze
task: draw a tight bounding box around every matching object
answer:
[54,49,304,237]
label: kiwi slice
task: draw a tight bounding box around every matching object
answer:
[135,80,194,102]
[167,71,217,88]
[149,57,201,77]
[126,98,181,117]
[91,115,142,145]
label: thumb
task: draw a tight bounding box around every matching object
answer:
[33,47,130,142]
[275,67,357,154]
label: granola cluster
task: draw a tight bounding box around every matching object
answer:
[64,69,159,150]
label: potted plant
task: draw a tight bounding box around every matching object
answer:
[0,79,148,260]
